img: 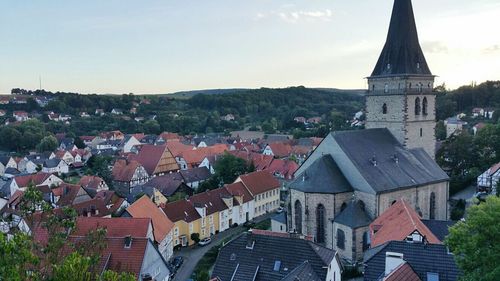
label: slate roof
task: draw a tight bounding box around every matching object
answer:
[280,261,321,281]
[44,158,64,168]
[271,212,286,224]
[144,173,186,197]
[290,155,353,194]
[371,0,432,77]
[180,167,211,184]
[0,156,11,166]
[364,241,461,281]
[212,231,336,281]
[385,262,421,281]
[421,220,456,242]
[333,200,372,228]
[331,129,448,194]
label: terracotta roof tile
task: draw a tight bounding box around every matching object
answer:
[267,143,292,158]
[238,170,280,196]
[73,217,151,238]
[370,199,441,247]
[126,196,174,243]
[79,175,105,190]
[162,199,200,223]
[14,172,53,187]
[225,182,254,204]
[129,145,179,175]
[385,262,422,281]
[112,159,142,182]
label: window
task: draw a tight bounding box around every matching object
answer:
[372,85,375,92]
[382,103,388,114]
[336,229,345,250]
[422,97,428,115]
[427,272,439,281]
[415,97,421,115]
[201,217,206,227]
[340,202,347,212]
[189,223,193,234]
[420,128,423,137]
[430,192,436,220]
[316,204,326,244]
[294,200,302,233]
[384,83,389,93]
[362,231,370,251]
[174,227,179,236]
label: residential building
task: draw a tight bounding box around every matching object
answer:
[235,170,280,217]
[271,212,287,233]
[124,196,175,261]
[112,159,150,196]
[179,167,211,189]
[477,162,500,194]
[163,199,203,247]
[41,158,69,175]
[78,175,109,192]
[128,144,179,176]
[211,230,343,281]
[444,117,467,138]
[225,182,255,225]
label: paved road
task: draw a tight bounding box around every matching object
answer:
[171,212,276,281]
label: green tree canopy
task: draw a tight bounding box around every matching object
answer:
[445,196,500,281]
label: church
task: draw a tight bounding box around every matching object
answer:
[288,0,450,265]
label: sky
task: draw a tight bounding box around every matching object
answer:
[1,0,499,95]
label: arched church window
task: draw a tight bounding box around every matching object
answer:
[384,83,389,93]
[382,103,387,115]
[359,200,366,211]
[316,204,326,244]
[415,97,421,115]
[430,192,436,220]
[422,97,428,115]
[372,85,375,92]
[340,202,347,212]
[294,200,303,233]
[336,229,345,250]
[420,128,423,137]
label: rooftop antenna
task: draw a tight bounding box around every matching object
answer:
[39,75,42,91]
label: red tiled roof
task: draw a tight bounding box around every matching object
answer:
[112,159,142,182]
[14,172,53,187]
[188,188,231,215]
[370,199,441,247]
[163,199,201,223]
[238,170,280,196]
[267,143,292,158]
[166,141,195,157]
[69,197,110,217]
[126,196,174,243]
[181,145,229,166]
[230,151,274,170]
[79,175,105,190]
[73,217,151,238]
[267,159,299,180]
[52,183,85,207]
[129,144,179,175]
[225,182,254,204]
[159,132,181,141]
[489,162,500,175]
[385,262,422,281]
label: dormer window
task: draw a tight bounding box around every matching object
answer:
[384,83,389,93]
[124,235,132,249]
[416,63,420,69]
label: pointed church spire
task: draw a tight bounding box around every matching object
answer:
[371,0,432,77]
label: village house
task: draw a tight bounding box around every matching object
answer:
[41,158,69,175]
[262,143,292,159]
[128,144,179,176]
[141,172,193,199]
[472,122,487,135]
[78,175,109,192]
[111,108,123,115]
[225,182,255,225]
[112,159,150,196]
[119,135,141,153]
[235,170,281,217]
[127,185,167,206]
[179,167,211,189]
[477,162,500,194]
[0,156,18,177]
[123,196,175,261]
[163,199,204,247]
[13,111,29,122]
[444,117,468,138]
[211,230,343,281]
[0,110,6,117]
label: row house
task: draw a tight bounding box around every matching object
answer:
[13,111,29,122]
[235,170,281,217]
[124,196,175,261]
[0,156,18,177]
[112,159,150,196]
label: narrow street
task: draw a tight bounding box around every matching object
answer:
[172,212,276,281]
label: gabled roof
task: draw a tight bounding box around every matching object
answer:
[238,170,280,196]
[290,155,353,194]
[333,200,372,228]
[129,144,179,175]
[188,188,231,215]
[144,173,186,197]
[370,199,440,247]
[0,156,12,166]
[371,0,432,77]
[14,172,54,187]
[162,199,201,223]
[421,219,456,242]
[166,141,195,157]
[126,196,174,243]
[180,167,211,183]
[267,159,299,179]
[112,159,143,182]
[385,262,421,281]
[52,183,88,207]
[280,261,321,281]
[212,231,336,281]
[78,175,105,190]
[225,182,254,204]
[331,129,449,194]
[73,217,151,238]
[266,143,292,158]
[364,241,461,281]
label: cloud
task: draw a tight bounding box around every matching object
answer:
[256,9,334,23]
[483,44,500,54]
[421,41,449,54]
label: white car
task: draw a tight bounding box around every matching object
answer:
[198,237,212,246]
[276,207,284,213]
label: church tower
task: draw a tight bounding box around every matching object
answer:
[365,0,436,158]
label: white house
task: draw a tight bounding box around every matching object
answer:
[477,162,500,195]
[42,159,69,175]
[0,156,18,176]
[444,117,468,138]
[18,158,38,174]
[121,135,141,153]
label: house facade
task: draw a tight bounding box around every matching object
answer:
[235,170,281,217]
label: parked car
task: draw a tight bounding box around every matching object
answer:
[171,256,184,270]
[276,207,284,213]
[198,237,212,246]
[243,220,256,228]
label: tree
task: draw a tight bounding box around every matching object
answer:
[445,196,500,281]
[37,135,59,152]
[435,121,447,141]
[0,232,39,280]
[0,127,22,151]
[191,233,200,243]
[213,153,248,185]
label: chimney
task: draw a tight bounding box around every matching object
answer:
[393,154,399,164]
[370,155,377,167]
[385,252,404,276]
[246,229,255,250]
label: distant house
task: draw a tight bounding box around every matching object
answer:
[0,110,6,117]
[444,117,467,138]
[42,158,69,175]
[95,109,105,116]
[477,162,500,194]
[294,116,307,124]
[0,156,18,177]
[79,112,90,118]
[211,230,342,281]
[17,157,38,174]
[79,175,109,192]
[112,159,150,196]
[59,138,76,151]
[119,135,141,153]
[127,185,167,206]
[473,122,487,135]
[13,111,29,122]
[179,167,211,189]
[142,173,192,198]
[267,159,299,180]
[307,117,322,124]
[472,107,484,117]
[221,114,235,121]
[111,108,123,115]
[262,143,292,158]
[128,144,179,176]
[271,213,287,233]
